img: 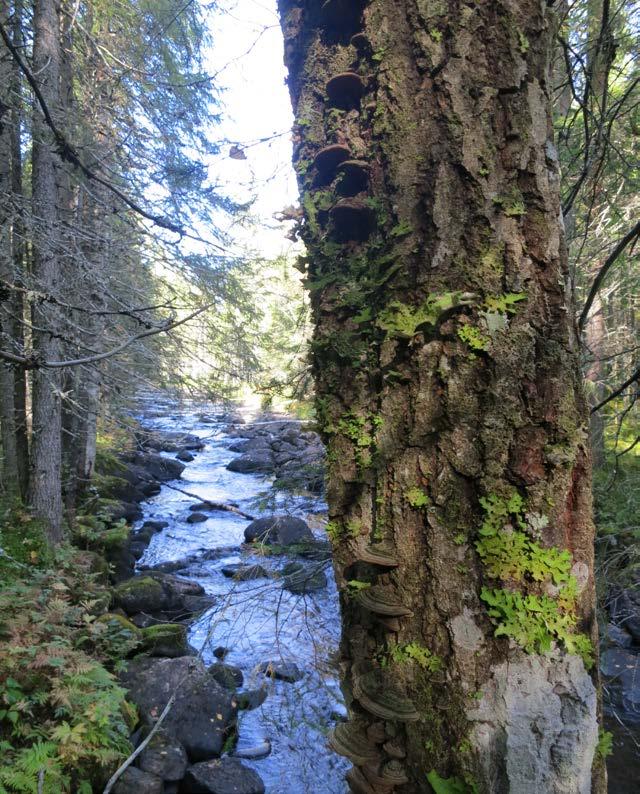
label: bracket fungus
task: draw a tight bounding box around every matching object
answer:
[356,542,398,568]
[320,0,367,36]
[326,72,366,110]
[350,32,370,51]
[381,761,409,786]
[366,721,386,744]
[374,615,402,633]
[382,740,405,759]
[346,767,378,794]
[329,722,381,766]
[335,160,371,197]
[329,198,376,243]
[313,143,352,184]
[354,670,420,722]
[355,585,412,616]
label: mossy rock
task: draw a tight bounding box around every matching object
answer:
[113,576,166,614]
[96,612,143,640]
[100,523,131,550]
[140,623,191,658]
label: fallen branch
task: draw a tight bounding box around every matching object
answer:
[161,481,255,521]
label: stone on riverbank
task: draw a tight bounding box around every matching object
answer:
[187,512,208,524]
[209,662,243,690]
[137,728,189,781]
[244,515,313,546]
[220,563,268,581]
[120,656,237,761]
[113,573,209,620]
[113,766,163,794]
[181,758,265,794]
[140,623,193,657]
[258,660,303,683]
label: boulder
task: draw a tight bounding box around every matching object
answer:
[138,430,205,452]
[226,451,275,474]
[113,766,163,794]
[120,656,237,761]
[258,660,303,683]
[187,512,209,524]
[177,450,195,462]
[140,624,193,658]
[113,574,207,618]
[137,728,188,781]
[123,451,185,482]
[220,564,268,581]
[142,520,170,532]
[105,500,144,524]
[244,516,314,546]
[113,576,167,614]
[209,663,243,690]
[181,758,265,794]
[236,688,268,711]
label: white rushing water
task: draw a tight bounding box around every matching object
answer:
[133,396,350,793]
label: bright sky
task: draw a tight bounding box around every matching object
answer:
[205,0,299,259]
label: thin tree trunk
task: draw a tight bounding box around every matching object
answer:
[10,0,30,498]
[30,0,64,541]
[584,296,606,467]
[278,1,604,792]
[0,3,20,497]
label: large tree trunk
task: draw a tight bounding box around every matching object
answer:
[30,0,64,541]
[278,2,604,792]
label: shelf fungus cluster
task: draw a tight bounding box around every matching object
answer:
[307,4,376,244]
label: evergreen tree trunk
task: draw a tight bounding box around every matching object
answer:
[11,0,30,498]
[30,0,63,541]
[0,6,19,496]
[278,2,604,792]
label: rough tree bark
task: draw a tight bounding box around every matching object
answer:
[278,1,604,792]
[10,0,30,498]
[0,3,19,496]
[30,0,64,540]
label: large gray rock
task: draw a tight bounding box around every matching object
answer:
[138,728,188,781]
[226,451,275,474]
[113,766,163,794]
[139,430,205,453]
[209,662,243,690]
[258,660,303,683]
[181,758,265,794]
[123,451,185,482]
[113,573,207,618]
[120,657,237,762]
[243,516,313,546]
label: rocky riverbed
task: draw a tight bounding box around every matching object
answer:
[102,394,349,794]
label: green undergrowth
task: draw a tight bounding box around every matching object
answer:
[0,540,135,793]
[477,491,594,666]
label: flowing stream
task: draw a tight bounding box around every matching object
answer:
[133,395,349,793]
